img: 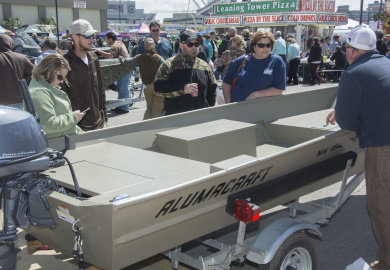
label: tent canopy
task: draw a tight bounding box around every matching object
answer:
[121,23,150,37]
[96,30,121,38]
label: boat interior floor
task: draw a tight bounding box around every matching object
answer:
[49,109,339,198]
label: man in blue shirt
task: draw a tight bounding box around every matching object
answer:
[136,21,173,60]
[326,25,390,270]
[272,31,286,64]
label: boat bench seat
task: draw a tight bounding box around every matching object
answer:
[48,142,211,197]
[264,109,339,145]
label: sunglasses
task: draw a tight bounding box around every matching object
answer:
[56,74,64,81]
[183,42,200,48]
[256,43,272,48]
[151,29,160,32]
[77,34,95,39]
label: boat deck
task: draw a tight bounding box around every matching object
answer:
[51,109,339,198]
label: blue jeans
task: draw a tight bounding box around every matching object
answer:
[214,69,221,80]
[116,72,131,111]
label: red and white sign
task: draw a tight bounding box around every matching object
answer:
[286,13,317,23]
[204,16,241,26]
[74,0,86,9]
[243,14,286,24]
[317,14,347,24]
[300,0,335,12]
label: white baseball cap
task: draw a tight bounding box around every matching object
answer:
[345,25,376,51]
[69,19,100,36]
[275,31,282,36]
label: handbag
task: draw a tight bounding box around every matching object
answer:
[231,56,247,91]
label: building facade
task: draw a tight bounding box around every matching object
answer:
[1,0,108,32]
[107,0,156,29]
[336,1,383,24]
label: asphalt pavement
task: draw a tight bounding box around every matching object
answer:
[15,83,378,270]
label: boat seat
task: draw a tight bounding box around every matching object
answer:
[264,109,339,145]
[156,119,257,163]
[47,142,211,197]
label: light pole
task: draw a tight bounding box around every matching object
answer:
[118,0,122,29]
[55,0,59,43]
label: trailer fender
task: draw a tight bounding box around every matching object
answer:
[246,217,322,265]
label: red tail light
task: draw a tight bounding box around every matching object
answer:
[234,199,260,223]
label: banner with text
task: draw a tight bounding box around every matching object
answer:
[316,13,348,24]
[286,13,317,23]
[74,0,86,9]
[243,14,287,25]
[300,0,336,12]
[214,0,298,15]
[204,16,242,26]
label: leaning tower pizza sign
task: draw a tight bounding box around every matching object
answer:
[205,0,346,27]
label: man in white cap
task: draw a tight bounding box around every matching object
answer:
[326,25,390,270]
[62,19,107,131]
[272,31,286,64]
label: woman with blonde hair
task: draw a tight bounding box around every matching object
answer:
[29,54,84,138]
[221,35,246,75]
[222,30,286,103]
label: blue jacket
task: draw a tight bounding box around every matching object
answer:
[336,51,390,147]
[136,37,173,60]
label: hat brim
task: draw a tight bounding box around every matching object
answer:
[184,35,197,43]
[84,29,100,36]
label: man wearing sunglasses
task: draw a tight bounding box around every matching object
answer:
[154,29,217,116]
[326,25,390,270]
[136,21,173,60]
[62,19,107,131]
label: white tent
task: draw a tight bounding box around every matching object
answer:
[333,19,368,42]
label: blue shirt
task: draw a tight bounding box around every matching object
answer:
[223,53,286,102]
[272,37,286,55]
[336,51,390,147]
[136,37,173,60]
[286,43,300,62]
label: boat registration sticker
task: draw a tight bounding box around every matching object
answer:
[56,209,76,224]
[57,204,70,215]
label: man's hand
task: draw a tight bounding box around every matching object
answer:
[326,110,336,125]
[184,83,198,96]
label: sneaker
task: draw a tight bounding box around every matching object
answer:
[110,108,129,114]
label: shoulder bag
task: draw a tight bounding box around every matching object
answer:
[231,56,247,92]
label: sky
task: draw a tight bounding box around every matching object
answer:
[134,0,379,21]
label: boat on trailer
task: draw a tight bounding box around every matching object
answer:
[26,86,364,270]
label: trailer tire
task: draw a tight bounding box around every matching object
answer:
[257,232,315,270]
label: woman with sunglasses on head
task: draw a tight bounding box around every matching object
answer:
[222,30,286,103]
[28,54,84,138]
[221,35,246,76]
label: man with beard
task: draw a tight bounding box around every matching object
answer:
[154,29,217,116]
[136,21,173,60]
[62,19,107,131]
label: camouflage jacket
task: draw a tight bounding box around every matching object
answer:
[154,52,217,115]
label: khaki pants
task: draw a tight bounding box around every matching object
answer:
[143,83,164,120]
[365,146,390,270]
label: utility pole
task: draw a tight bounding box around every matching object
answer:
[359,0,364,25]
[55,0,59,44]
[118,0,121,29]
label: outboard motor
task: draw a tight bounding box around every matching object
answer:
[0,106,60,269]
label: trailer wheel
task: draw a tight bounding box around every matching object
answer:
[257,233,315,270]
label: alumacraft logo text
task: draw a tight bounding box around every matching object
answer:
[155,165,274,218]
